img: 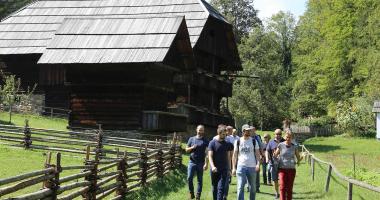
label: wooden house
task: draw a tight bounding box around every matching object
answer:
[0,0,241,132]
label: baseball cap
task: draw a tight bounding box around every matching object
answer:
[242,124,252,131]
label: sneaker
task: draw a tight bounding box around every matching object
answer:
[189,192,195,199]
[195,194,200,200]
[256,189,260,193]
[274,193,279,199]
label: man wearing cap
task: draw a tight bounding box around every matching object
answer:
[232,124,260,200]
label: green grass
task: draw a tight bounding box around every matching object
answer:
[0,112,68,130]
[303,135,380,187]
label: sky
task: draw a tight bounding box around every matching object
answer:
[253,0,308,20]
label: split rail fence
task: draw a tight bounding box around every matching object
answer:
[301,145,380,200]
[0,125,182,199]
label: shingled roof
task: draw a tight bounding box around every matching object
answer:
[38,16,189,63]
[0,0,228,55]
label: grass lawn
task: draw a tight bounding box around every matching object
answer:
[303,135,380,187]
[0,112,68,130]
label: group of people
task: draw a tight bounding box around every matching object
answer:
[186,124,303,200]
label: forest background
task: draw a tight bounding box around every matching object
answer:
[1,0,379,136]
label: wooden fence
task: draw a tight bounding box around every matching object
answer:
[301,145,380,200]
[0,121,174,158]
[0,134,182,199]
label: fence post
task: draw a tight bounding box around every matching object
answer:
[170,133,177,169]
[140,142,148,186]
[311,157,315,181]
[347,182,353,200]
[325,165,332,192]
[42,152,59,199]
[156,140,164,179]
[116,151,127,198]
[23,119,32,149]
[96,124,105,159]
[84,145,98,200]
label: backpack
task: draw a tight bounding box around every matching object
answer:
[236,137,257,163]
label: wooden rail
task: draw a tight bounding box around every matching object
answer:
[0,134,182,199]
[300,145,380,200]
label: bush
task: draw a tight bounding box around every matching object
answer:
[297,116,334,127]
[336,98,374,137]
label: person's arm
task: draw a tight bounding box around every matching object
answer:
[255,148,261,172]
[208,150,217,172]
[227,150,232,174]
[203,148,209,170]
[274,147,280,157]
[295,149,303,165]
[185,138,195,153]
[265,150,269,163]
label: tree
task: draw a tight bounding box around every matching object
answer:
[210,0,262,43]
[0,0,32,19]
[0,74,36,123]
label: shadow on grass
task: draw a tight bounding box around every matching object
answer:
[127,165,187,200]
[304,144,341,153]
[0,119,14,125]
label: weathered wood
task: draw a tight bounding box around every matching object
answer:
[96,173,119,187]
[57,186,89,200]
[98,171,119,179]
[57,181,91,194]
[0,168,54,186]
[347,182,353,200]
[61,165,94,171]
[311,157,315,181]
[96,182,121,195]
[59,171,92,184]
[0,174,54,196]
[325,165,332,192]
[96,186,118,200]
[13,188,53,200]
[98,162,118,172]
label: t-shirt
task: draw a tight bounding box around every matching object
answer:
[277,142,297,169]
[234,137,259,167]
[208,139,233,171]
[187,136,209,164]
[266,138,285,164]
[227,135,239,146]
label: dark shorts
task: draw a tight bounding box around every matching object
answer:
[269,163,279,181]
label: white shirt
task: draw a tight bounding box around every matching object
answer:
[227,135,239,146]
[234,137,259,167]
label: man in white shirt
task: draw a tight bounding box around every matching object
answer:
[232,124,261,200]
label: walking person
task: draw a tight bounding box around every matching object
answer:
[249,126,264,193]
[186,125,209,200]
[266,129,285,199]
[208,126,233,200]
[223,125,235,200]
[274,131,303,200]
[262,133,271,185]
[232,124,260,200]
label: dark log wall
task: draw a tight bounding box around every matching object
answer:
[67,64,176,129]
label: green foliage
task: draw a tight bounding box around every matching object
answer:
[291,0,380,124]
[229,12,296,129]
[0,0,32,19]
[210,0,261,42]
[335,97,375,136]
[297,116,334,127]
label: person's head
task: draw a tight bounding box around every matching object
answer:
[217,126,227,140]
[242,124,252,137]
[196,125,205,137]
[250,126,257,136]
[226,126,233,136]
[284,130,293,142]
[232,128,237,136]
[274,129,282,140]
[263,133,271,142]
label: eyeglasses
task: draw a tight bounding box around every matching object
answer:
[264,137,268,138]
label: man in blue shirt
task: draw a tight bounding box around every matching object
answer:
[208,126,233,200]
[186,125,209,200]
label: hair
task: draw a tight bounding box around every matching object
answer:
[196,124,204,130]
[226,125,233,130]
[217,126,226,135]
[218,124,226,128]
[285,130,293,138]
[274,128,282,135]
[264,133,271,139]
[232,129,237,134]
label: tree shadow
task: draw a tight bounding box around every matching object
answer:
[126,164,187,200]
[304,144,341,153]
[0,119,14,125]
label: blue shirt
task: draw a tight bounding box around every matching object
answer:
[187,136,209,164]
[266,138,285,164]
[208,139,233,171]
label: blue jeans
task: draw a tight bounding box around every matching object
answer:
[269,163,279,181]
[187,162,204,196]
[224,173,231,197]
[211,169,228,200]
[237,166,257,200]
